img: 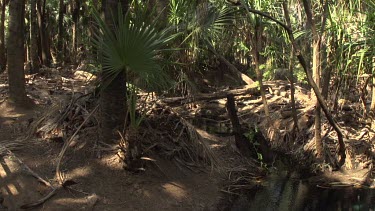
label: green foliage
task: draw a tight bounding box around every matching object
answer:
[244,127,267,168]
[294,67,307,84]
[127,84,144,129]
[91,6,178,127]
[91,7,176,92]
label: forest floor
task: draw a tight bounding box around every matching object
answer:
[0,67,374,210]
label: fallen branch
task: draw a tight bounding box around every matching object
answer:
[20,105,99,209]
[56,104,99,184]
[162,85,260,105]
[1,149,58,209]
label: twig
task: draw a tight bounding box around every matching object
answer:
[20,189,58,209]
[56,104,99,185]
[21,105,99,209]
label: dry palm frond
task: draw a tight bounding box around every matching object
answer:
[137,105,218,171]
[31,93,95,141]
[0,139,32,154]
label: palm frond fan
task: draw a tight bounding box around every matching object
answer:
[91,7,176,92]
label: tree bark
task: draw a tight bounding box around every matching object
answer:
[302,0,324,160]
[30,0,39,73]
[282,2,299,132]
[71,0,80,63]
[37,0,50,66]
[0,0,7,73]
[251,23,270,120]
[370,58,375,113]
[99,0,128,143]
[57,0,64,64]
[370,57,375,129]
[226,94,253,157]
[8,0,32,107]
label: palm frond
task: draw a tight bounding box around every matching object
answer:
[91,7,176,91]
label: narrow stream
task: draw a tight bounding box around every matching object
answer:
[188,114,375,211]
[232,171,375,211]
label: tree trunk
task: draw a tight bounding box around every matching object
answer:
[71,0,80,63]
[312,39,323,160]
[8,0,32,107]
[57,0,64,64]
[251,22,270,120]
[99,0,128,143]
[282,2,299,132]
[30,0,39,73]
[237,2,346,168]
[226,94,253,157]
[370,57,375,129]
[0,0,7,73]
[37,0,50,66]
[302,0,330,161]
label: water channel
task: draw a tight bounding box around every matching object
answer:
[232,171,375,211]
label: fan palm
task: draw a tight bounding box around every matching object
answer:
[91,7,174,143]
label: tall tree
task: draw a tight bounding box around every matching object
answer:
[99,0,128,143]
[302,0,329,160]
[8,0,32,107]
[37,0,51,66]
[30,0,39,73]
[0,0,7,73]
[71,0,80,63]
[57,0,65,64]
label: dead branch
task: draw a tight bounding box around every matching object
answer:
[162,85,260,105]
[56,104,99,185]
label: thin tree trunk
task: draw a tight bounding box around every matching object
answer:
[252,22,270,120]
[57,0,64,64]
[45,9,53,64]
[30,0,39,73]
[237,2,346,167]
[320,0,330,101]
[25,0,29,64]
[282,1,299,132]
[37,0,50,66]
[303,0,331,161]
[312,40,323,160]
[8,0,32,107]
[0,0,7,73]
[226,94,253,157]
[370,57,375,129]
[71,0,80,63]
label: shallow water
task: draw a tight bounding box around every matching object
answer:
[233,172,375,211]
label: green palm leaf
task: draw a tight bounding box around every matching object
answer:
[91,7,175,91]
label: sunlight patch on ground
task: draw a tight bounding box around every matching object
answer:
[69,166,92,179]
[162,182,187,201]
[0,163,6,178]
[96,153,123,170]
[54,197,87,205]
[6,183,18,195]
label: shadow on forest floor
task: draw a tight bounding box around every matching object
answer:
[0,68,374,210]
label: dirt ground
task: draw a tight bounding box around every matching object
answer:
[0,100,227,210]
[1,67,374,210]
[0,68,234,210]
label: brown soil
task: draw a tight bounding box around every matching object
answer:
[1,67,374,210]
[0,100,225,210]
[0,69,237,211]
